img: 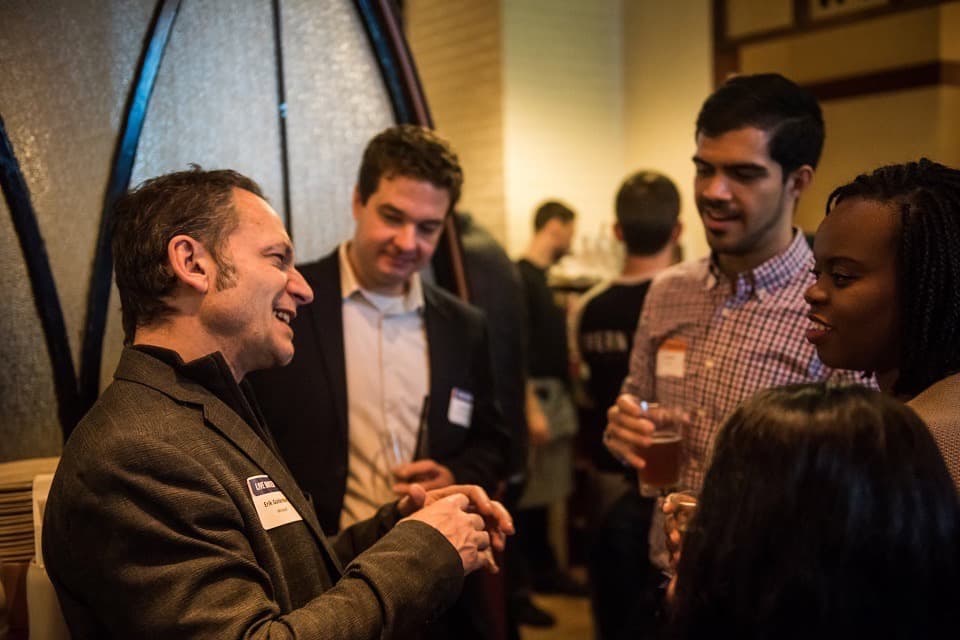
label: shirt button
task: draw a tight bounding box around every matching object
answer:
[705,360,714,369]
[697,409,707,417]
[720,308,730,317]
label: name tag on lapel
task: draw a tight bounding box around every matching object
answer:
[246,475,303,530]
[448,388,474,428]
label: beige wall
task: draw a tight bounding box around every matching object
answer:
[738,2,960,231]
[407,0,626,255]
[622,0,712,261]
[408,1,958,256]
[406,0,506,240]
[809,88,958,230]
[726,0,792,38]
[740,7,941,83]
[502,0,624,255]
[407,0,711,258]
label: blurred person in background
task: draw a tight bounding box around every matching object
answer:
[572,170,681,640]
[511,201,585,627]
[446,209,530,639]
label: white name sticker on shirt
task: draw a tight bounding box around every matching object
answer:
[448,388,474,428]
[656,338,687,379]
[246,475,303,531]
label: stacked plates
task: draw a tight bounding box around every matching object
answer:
[0,458,59,564]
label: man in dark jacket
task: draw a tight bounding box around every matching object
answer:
[43,167,511,639]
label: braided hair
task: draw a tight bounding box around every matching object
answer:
[826,158,960,397]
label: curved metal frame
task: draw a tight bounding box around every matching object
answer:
[0,115,82,431]
[77,0,182,431]
[354,0,470,302]
[271,0,293,233]
[2,0,468,441]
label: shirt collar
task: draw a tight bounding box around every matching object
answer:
[338,242,425,314]
[130,344,269,440]
[706,229,811,298]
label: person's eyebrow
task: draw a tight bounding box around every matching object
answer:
[727,162,768,172]
[263,242,293,264]
[825,255,866,269]
[378,203,407,217]
[691,156,767,173]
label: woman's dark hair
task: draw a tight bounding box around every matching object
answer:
[670,383,960,639]
[826,158,960,396]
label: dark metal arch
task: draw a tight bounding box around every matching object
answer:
[0,115,83,432]
[354,0,470,302]
[5,0,467,443]
[271,0,293,234]
[77,0,182,432]
[354,0,433,127]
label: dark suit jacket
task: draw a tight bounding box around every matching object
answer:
[43,348,462,639]
[250,249,511,533]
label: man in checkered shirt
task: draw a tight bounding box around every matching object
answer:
[604,74,861,553]
[604,74,872,615]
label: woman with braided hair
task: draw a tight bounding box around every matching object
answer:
[804,157,960,489]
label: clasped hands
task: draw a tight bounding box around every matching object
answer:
[397,482,514,576]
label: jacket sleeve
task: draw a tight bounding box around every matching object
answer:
[44,433,462,640]
[330,501,402,563]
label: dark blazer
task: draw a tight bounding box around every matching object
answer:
[250,249,511,533]
[43,348,462,639]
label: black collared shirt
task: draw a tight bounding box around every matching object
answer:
[132,345,281,457]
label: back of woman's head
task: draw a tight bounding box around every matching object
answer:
[827,159,960,396]
[671,383,960,639]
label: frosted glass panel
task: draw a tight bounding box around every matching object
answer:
[0,199,62,461]
[1,0,403,455]
[112,0,287,386]
[282,0,395,263]
[130,0,283,195]
[0,0,152,365]
[0,0,154,459]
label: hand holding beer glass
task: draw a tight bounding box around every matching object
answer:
[663,491,698,569]
[604,394,688,496]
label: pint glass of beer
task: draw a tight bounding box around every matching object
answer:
[637,401,685,497]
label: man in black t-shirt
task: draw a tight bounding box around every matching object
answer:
[571,171,681,640]
[511,200,582,627]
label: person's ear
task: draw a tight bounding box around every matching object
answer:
[613,222,623,242]
[351,186,363,221]
[167,235,212,294]
[670,220,683,243]
[786,165,815,199]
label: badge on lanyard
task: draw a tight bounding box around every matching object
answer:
[656,337,687,378]
[448,388,474,428]
[246,474,303,531]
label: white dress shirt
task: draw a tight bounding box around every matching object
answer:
[338,243,430,528]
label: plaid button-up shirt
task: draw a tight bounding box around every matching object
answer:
[622,231,863,491]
